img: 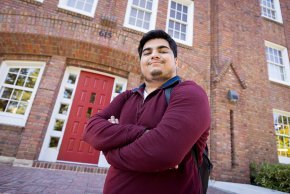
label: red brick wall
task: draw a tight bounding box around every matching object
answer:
[4,0,289,184]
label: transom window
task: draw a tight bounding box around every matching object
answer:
[273,110,290,164]
[265,41,290,86]
[166,0,194,46]
[260,0,283,23]
[0,61,45,126]
[124,0,158,33]
[58,0,98,17]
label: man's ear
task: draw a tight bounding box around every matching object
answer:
[175,58,179,68]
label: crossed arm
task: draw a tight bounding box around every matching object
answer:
[104,83,210,172]
[83,90,146,152]
[83,83,210,173]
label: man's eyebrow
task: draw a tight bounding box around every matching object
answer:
[142,45,170,53]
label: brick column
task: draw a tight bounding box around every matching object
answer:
[127,72,141,90]
[14,56,66,166]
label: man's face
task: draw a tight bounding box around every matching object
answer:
[140,38,178,83]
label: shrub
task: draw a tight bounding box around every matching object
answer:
[250,162,290,193]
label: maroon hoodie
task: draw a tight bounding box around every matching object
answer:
[83,76,210,194]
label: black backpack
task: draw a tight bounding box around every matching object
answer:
[165,86,213,194]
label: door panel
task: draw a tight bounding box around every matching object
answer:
[58,71,114,164]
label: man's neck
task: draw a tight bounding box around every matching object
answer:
[144,82,163,94]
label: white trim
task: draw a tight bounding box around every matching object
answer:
[265,41,290,86]
[58,0,99,18]
[278,156,290,164]
[0,61,46,127]
[123,0,158,33]
[39,66,127,167]
[35,0,44,2]
[273,109,290,164]
[165,0,194,46]
[261,0,283,23]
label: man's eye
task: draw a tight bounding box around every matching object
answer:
[160,50,168,53]
[143,52,151,55]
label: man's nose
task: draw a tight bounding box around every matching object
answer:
[151,50,160,59]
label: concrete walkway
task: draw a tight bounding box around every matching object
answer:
[0,164,287,194]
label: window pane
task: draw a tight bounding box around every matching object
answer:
[11,89,22,100]
[146,1,152,10]
[21,91,32,102]
[133,0,139,6]
[16,102,27,115]
[76,1,85,10]
[5,73,17,85]
[115,83,123,94]
[49,137,60,148]
[20,68,29,75]
[144,12,150,22]
[140,0,146,8]
[54,119,64,131]
[170,9,175,18]
[171,1,176,9]
[59,104,69,115]
[131,8,137,17]
[29,68,40,77]
[6,101,18,114]
[84,4,92,12]
[64,88,73,99]
[68,74,77,84]
[143,21,149,29]
[67,0,76,7]
[9,68,20,73]
[177,3,182,11]
[1,87,13,99]
[0,99,9,112]
[25,77,37,88]
[16,75,26,87]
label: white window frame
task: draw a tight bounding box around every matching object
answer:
[39,66,127,168]
[265,41,290,86]
[35,0,44,2]
[273,109,290,164]
[123,0,159,33]
[0,61,45,127]
[165,0,194,46]
[260,0,283,23]
[58,0,99,18]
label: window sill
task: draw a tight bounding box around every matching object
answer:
[269,79,290,88]
[278,156,290,164]
[262,16,283,25]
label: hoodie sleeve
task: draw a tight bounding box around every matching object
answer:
[105,82,211,172]
[83,90,146,152]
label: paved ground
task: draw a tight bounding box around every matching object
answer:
[0,164,232,194]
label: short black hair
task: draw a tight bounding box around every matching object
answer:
[138,30,177,59]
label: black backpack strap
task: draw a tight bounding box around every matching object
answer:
[165,87,173,104]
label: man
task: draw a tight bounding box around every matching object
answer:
[83,30,210,194]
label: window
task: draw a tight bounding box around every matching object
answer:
[0,61,45,126]
[166,0,194,46]
[260,0,283,23]
[265,41,290,86]
[273,110,290,164]
[124,0,158,33]
[58,0,98,17]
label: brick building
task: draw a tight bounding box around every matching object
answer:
[0,0,289,183]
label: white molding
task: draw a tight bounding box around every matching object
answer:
[123,0,159,33]
[261,0,283,24]
[278,156,290,164]
[58,0,99,18]
[39,66,127,167]
[0,60,46,127]
[265,41,290,85]
[165,0,194,46]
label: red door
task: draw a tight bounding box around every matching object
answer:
[58,71,114,164]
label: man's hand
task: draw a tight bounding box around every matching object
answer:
[108,116,119,124]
